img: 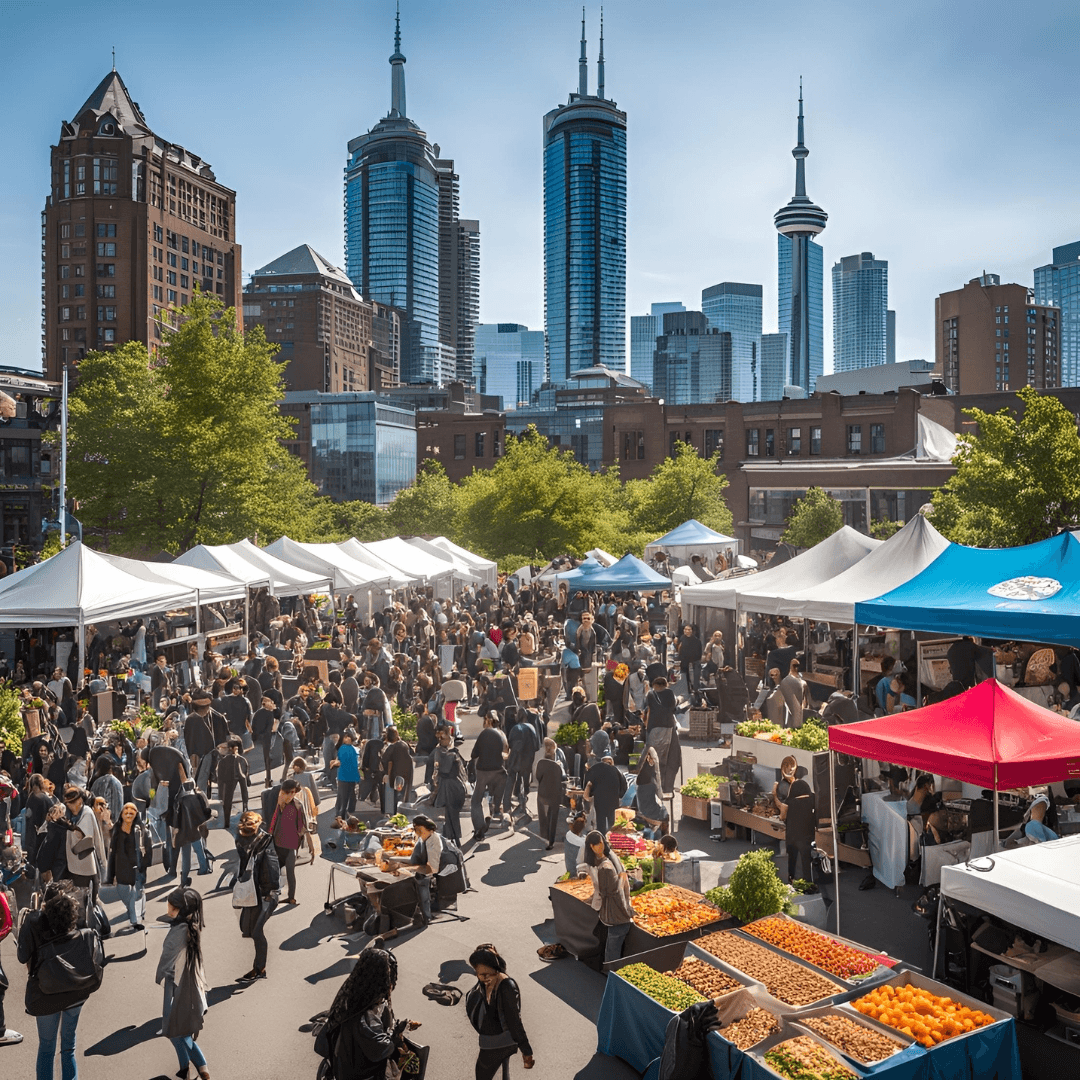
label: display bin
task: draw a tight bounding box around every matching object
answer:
[784,1002,917,1067]
[751,1026,890,1080]
[681,793,711,821]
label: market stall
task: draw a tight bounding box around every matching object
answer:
[175,538,333,596]
[425,535,498,589]
[335,538,413,589]
[558,553,673,593]
[644,519,741,568]
[264,536,399,592]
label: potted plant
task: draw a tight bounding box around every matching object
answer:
[705,848,792,925]
[679,773,721,821]
[788,877,828,929]
[554,719,589,774]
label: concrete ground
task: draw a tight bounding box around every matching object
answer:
[1,698,945,1080]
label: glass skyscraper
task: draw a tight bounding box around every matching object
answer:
[759,332,789,401]
[701,283,762,401]
[832,252,889,373]
[544,14,627,382]
[344,13,452,385]
[651,311,734,406]
[630,302,684,389]
[474,323,546,410]
[778,234,824,392]
[1035,241,1080,387]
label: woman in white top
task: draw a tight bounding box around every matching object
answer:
[576,830,626,913]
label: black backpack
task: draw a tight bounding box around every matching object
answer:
[33,926,105,1000]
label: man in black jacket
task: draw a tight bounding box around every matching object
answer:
[250,695,280,790]
[677,625,703,693]
[469,716,508,841]
[220,678,253,741]
[184,689,228,797]
[583,756,628,835]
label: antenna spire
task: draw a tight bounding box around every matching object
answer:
[578,7,588,98]
[111,45,116,72]
[597,8,605,99]
[389,1,407,118]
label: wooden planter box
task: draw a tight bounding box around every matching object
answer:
[688,708,718,740]
[680,794,711,821]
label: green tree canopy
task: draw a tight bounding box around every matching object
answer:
[68,293,319,554]
[868,518,903,540]
[781,487,844,548]
[386,459,459,538]
[631,440,733,540]
[929,387,1080,547]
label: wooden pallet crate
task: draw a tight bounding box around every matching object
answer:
[688,708,719,740]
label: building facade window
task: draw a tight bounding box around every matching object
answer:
[810,426,822,455]
[847,424,862,454]
[454,434,466,460]
[622,430,645,460]
[765,428,775,456]
[704,428,724,459]
[787,427,801,455]
[475,431,485,458]
[871,423,885,454]
[746,428,760,456]
[95,224,117,237]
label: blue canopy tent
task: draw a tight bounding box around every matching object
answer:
[551,557,604,585]
[854,530,1080,647]
[562,553,672,592]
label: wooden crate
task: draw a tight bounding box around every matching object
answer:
[744,657,765,680]
[688,708,718,740]
[680,794,711,821]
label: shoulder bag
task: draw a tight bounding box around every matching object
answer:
[232,850,258,908]
[34,927,105,996]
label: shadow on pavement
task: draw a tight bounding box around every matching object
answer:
[574,1052,642,1079]
[481,835,550,887]
[277,913,340,952]
[437,958,474,984]
[527,959,608,1023]
[83,1016,160,1056]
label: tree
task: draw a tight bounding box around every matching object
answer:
[632,440,734,539]
[302,498,391,544]
[781,487,844,548]
[929,387,1080,547]
[386,459,459,538]
[868,518,902,540]
[68,293,320,554]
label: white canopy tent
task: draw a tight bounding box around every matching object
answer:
[176,540,331,597]
[404,536,483,586]
[427,536,498,589]
[100,552,250,604]
[264,537,396,592]
[363,537,462,594]
[644,519,741,567]
[681,525,881,619]
[585,548,618,568]
[336,539,413,589]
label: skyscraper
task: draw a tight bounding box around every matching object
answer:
[774,84,827,394]
[777,235,823,391]
[345,11,455,385]
[42,69,241,380]
[474,323,546,409]
[544,11,627,382]
[435,156,480,386]
[759,332,789,401]
[831,252,889,373]
[651,311,733,406]
[886,310,896,364]
[701,283,762,401]
[630,301,684,388]
[1035,241,1080,387]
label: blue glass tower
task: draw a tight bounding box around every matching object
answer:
[630,302,684,389]
[777,235,823,391]
[832,252,889,373]
[701,283,762,401]
[1035,241,1080,387]
[344,11,450,385]
[544,11,627,383]
[474,322,546,410]
[774,84,827,393]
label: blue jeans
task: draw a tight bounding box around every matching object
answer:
[170,1034,207,1071]
[180,839,209,878]
[117,876,145,925]
[604,920,631,964]
[36,1004,82,1080]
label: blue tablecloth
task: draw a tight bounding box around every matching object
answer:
[596,969,676,1073]
[924,1019,1021,1080]
[862,790,909,889]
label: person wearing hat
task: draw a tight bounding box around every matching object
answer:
[1024,794,1059,844]
[234,811,279,982]
[184,689,228,798]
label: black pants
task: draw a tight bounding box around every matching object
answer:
[279,739,295,782]
[537,797,560,845]
[787,839,813,882]
[335,781,357,818]
[259,740,274,784]
[274,844,297,900]
[220,777,249,828]
[476,1046,516,1080]
[0,954,7,1030]
[249,900,273,969]
[594,801,617,836]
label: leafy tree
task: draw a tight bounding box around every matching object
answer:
[781,487,844,548]
[632,440,733,539]
[868,518,902,540]
[0,682,24,754]
[929,387,1080,547]
[302,498,391,544]
[68,294,319,554]
[386,459,459,538]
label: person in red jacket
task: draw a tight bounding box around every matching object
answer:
[0,886,23,1046]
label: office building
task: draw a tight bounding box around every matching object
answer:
[435,156,480,385]
[759,333,789,402]
[474,323,546,409]
[1035,241,1080,387]
[630,302,684,389]
[935,274,1060,394]
[651,311,734,407]
[345,12,455,385]
[280,391,416,505]
[42,69,241,380]
[242,245,397,393]
[774,85,827,394]
[543,12,627,382]
[701,283,762,401]
[832,252,889,373]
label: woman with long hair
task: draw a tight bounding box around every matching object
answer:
[156,887,210,1079]
[104,802,153,934]
[634,746,669,837]
[466,944,534,1079]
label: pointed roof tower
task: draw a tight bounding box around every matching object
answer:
[389,2,407,119]
[774,80,828,238]
[72,70,149,135]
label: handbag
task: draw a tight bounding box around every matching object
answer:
[34,927,105,996]
[232,851,259,908]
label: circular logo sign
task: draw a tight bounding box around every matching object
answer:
[987,576,1062,601]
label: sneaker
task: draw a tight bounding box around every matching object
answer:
[133,923,145,932]
[0,1029,23,1046]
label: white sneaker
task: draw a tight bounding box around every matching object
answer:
[0,1029,23,1045]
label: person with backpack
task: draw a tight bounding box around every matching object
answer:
[156,887,210,1080]
[104,802,153,934]
[432,725,468,844]
[17,883,105,1079]
[466,944,534,1079]
[0,885,22,1047]
[232,811,279,984]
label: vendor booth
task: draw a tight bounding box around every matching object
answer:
[644,519,741,567]
[176,538,332,596]
[363,536,467,594]
[557,553,672,593]
[335,538,413,589]
[264,536,398,592]
[426,535,498,588]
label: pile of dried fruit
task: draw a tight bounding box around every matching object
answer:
[664,958,741,998]
[618,963,705,1011]
[743,917,887,981]
[800,1013,905,1063]
[696,932,841,1006]
[764,1036,858,1080]
[381,837,415,857]
[715,1006,779,1050]
[552,877,594,901]
[631,885,725,937]
[853,983,996,1048]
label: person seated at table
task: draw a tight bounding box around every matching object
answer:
[1023,794,1059,844]
[883,764,909,801]
[381,815,443,925]
[890,672,918,712]
[920,795,955,847]
[906,775,935,817]
[875,657,897,714]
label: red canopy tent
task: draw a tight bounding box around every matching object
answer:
[825,680,1080,936]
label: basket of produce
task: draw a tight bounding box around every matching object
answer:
[630,884,726,938]
[680,773,721,820]
[758,1033,859,1080]
[740,915,898,984]
[617,962,706,1012]
[695,931,843,1008]
[793,1010,910,1065]
[688,708,718,740]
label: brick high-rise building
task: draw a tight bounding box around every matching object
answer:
[42,70,241,380]
[434,157,480,386]
[242,245,397,393]
[935,273,1060,394]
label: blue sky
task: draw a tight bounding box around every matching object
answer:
[2,0,1078,375]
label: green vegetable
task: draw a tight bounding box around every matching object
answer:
[619,962,706,1011]
[705,849,792,924]
[554,720,589,747]
[387,813,409,829]
[631,881,665,896]
[680,774,721,798]
[737,719,782,738]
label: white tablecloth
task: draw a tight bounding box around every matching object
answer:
[862,790,909,888]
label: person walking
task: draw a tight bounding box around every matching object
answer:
[503,711,540,819]
[156,887,210,1080]
[268,778,312,906]
[466,944,534,1079]
[0,886,21,1048]
[104,802,153,934]
[677,624,703,694]
[470,716,508,843]
[17,884,105,1080]
[534,739,566,850]
[215,737,249,830]
[250,693,279,789]
[332,729,361,820]
[60,787,106,900]
[233,812,279,983]
[582,757,627,837]
[432,726,468,844]
[380,726,414,816]
[170,776,212,887]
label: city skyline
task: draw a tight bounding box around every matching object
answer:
[3,0,1078,378]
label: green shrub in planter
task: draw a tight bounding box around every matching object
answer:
[705,848,792,923]
[680,774,721,799]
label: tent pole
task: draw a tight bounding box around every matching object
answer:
[77,616,86,693]
[931,890,944,980]
[852,623,860,700]
[244,588,250,650]
[993,762,1000,853]
[830,749,840,935]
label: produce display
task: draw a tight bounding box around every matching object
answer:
[763,1036,858,1080]
[705,849,791,925]
[742,917,895,981]
[715,1006,780,1050]
[750,802,781,819]
[607,831,652,856]
[735,717,829,752]
[380,837,415,858]
[680,774,723,799]
[697,931,842,1007]
[618,963,706,1012]
[664,958,742,999]
[852,983,996,1048]
[552,877,595,901]
[631,884,725,937]
[800,1013,906,1063]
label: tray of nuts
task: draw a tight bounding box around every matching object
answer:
[551,877,595,901]
[664,958,745,999]
[755,1032,860,1080]
[711,990,783,1051]
[691,932,844,1009]
[790,1007,910,1065]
